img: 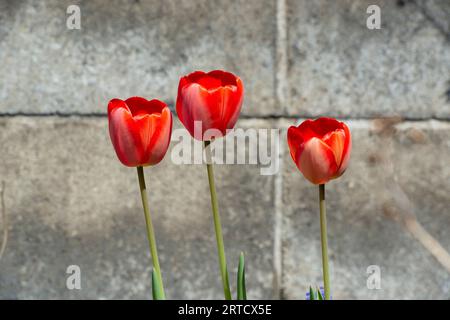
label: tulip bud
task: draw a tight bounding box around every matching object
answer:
[287,117,351,185]
[176,70,244,141]
[108,97,173,167]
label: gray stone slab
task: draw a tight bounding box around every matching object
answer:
[415,0,450,36]
[281,119,450,299]
[287,0,450,119]
[0,117,275,299]
[0,0,276,116]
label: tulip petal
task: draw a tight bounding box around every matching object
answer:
[126,97,166,117]
[134,114,156,160]
[296,118,346,142]
[337,123,352,175]
[295,119,322,141]
[309,117,345,137]
[287,126,306,164]
[147,107,173,165]
[322,129,345,167]
[197,75,223,90]
[182,70,239,90]
[176,70,243,140]
[109,106,142,166]
[125,96,149,117]
[108,98,128,114]
[298,137,338,184]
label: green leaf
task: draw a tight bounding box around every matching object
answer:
[309,286,316,300]
[237,252,247,300]
[317,287,324,300]
[152,269,165,300]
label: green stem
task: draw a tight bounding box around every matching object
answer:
[319,183,331,300]
[137,166,165,299]
[204,140,232,300]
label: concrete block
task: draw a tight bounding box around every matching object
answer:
[287,0,450,119]
[0,117,276,299]
[0,0,276,116]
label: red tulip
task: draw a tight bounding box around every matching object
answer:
[287,117,351,185]
[108,97,172,167]
[176,70,244,140]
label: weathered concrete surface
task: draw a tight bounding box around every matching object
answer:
[416,0,450,36]
[0,0,276,116]
[287,0,450,119]
[1,116,449,299]
[1,0,449,118]
[0,0,449,301]
[0,117,275,299]
[281,119,450,299]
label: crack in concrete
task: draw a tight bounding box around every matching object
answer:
[272,122,285,300]
[412,0,450,41]
[272,0,288,300]
[240,114,450,121]
[0,181,8,262]
[0,113,449,122]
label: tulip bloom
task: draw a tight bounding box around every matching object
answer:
[176,70,245,300]
[107,96,172,299]
[287,117,351,300]
[176,70,244,140]
[108,97,173,167]
[287,117,351,185]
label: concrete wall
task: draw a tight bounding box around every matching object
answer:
[0,0,449,299]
